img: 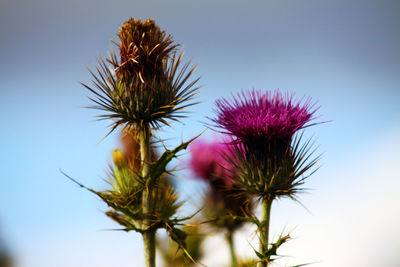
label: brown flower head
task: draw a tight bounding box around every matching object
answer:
[116,18,177,83]
[83,18,199,133]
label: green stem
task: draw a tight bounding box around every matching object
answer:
[227,230,238,267]
[139,128,156,267]
[258,198,273,267]
[143,230,156,267]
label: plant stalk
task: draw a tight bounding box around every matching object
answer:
[227,230,238,267]
[258,198,273,267]
[142,230,156,267]
[139,127,156,267]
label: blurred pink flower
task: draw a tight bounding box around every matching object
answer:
[189,138,253,230]
[188,138,233,185]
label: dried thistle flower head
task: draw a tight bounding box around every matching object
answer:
[116,18,177,82]
[83,17,199,133]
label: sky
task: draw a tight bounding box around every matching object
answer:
[0,0,399,266]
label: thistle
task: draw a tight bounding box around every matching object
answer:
[213,89,321,266]
[83,18,199,133]
[77,18,200,267]
[189,138,253,267]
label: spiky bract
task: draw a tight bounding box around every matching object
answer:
[227,134,319,200]
[102,149,182,232]
[67,136,196,234]
[82,18,199,134]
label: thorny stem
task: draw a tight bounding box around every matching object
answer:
[139,128,156,267]
[227,230,238,267]
[258,198,273,267]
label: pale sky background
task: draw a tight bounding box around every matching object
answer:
[0,0,399,266]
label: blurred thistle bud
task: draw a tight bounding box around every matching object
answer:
[115,18,177,83]
[112,149,125,168]
[120,130,142,171]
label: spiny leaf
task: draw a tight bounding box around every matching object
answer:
[147,134,201,183]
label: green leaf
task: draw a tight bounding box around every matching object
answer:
[147,134,200,184]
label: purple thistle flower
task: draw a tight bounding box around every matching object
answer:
[213,90,319,143]
[211,89,321,200]
[212,90,322,262]
[188,138,233,185]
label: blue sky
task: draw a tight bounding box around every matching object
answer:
[0,0,399,266]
